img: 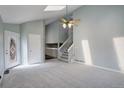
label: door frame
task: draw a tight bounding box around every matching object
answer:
[4,31,21,70]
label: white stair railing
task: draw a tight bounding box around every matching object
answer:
[58,35,73,62]
[59,36,72,52]
[68,44,74,63]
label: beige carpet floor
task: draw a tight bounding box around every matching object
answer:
[1,59,124,88]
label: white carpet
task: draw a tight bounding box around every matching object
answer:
[2,59,124,88]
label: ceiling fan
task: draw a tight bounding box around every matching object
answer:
[60,6,80,28]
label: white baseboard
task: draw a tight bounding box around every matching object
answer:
[72,60,124,74]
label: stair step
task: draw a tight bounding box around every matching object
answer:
[59,57,68,62]
[61,55,68,59]
[62,53,68,56]
[61,54,68,57]
[63,52,68,54]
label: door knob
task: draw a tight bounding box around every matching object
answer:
[0,75,1,79]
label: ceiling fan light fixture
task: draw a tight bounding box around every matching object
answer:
[68,23,72,28]
[63,23,67,28]
[60,5,80,29]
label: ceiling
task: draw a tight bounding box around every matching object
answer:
[0,5,81,25]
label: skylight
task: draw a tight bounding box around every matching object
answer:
[44,5,66,11]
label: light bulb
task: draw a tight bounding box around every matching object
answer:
[68,23,72,28]
[63,23,66,28]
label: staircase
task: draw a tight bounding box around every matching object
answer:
[58,35,73,62]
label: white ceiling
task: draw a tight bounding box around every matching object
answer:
[0,5,81,25]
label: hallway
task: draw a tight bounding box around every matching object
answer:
[1,59,124,88]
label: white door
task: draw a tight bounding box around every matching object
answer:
[4,31,20,69]
[28,34,41,64]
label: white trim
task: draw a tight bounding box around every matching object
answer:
[73,60,124,74]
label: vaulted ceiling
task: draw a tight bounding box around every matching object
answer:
[0,5,81,25]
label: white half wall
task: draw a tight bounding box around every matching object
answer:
[73,6,124,72]
[20,20,45,65]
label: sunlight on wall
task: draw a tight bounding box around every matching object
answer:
[113,37,124,71]
[82,40,92,65]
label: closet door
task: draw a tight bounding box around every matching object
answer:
[28,34,41,64]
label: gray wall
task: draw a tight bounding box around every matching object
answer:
[46,21,68,43]
[73,6,124,72]
[20,20,45,64]
[4,23,20,33]
[0,16,4,81]
[0,23,20,81]
[3,21,45,65]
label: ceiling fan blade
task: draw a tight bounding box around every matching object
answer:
[69,19,80,24]
[74,19,80,23]
[61,18,68,23]
[75,19,80,21]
